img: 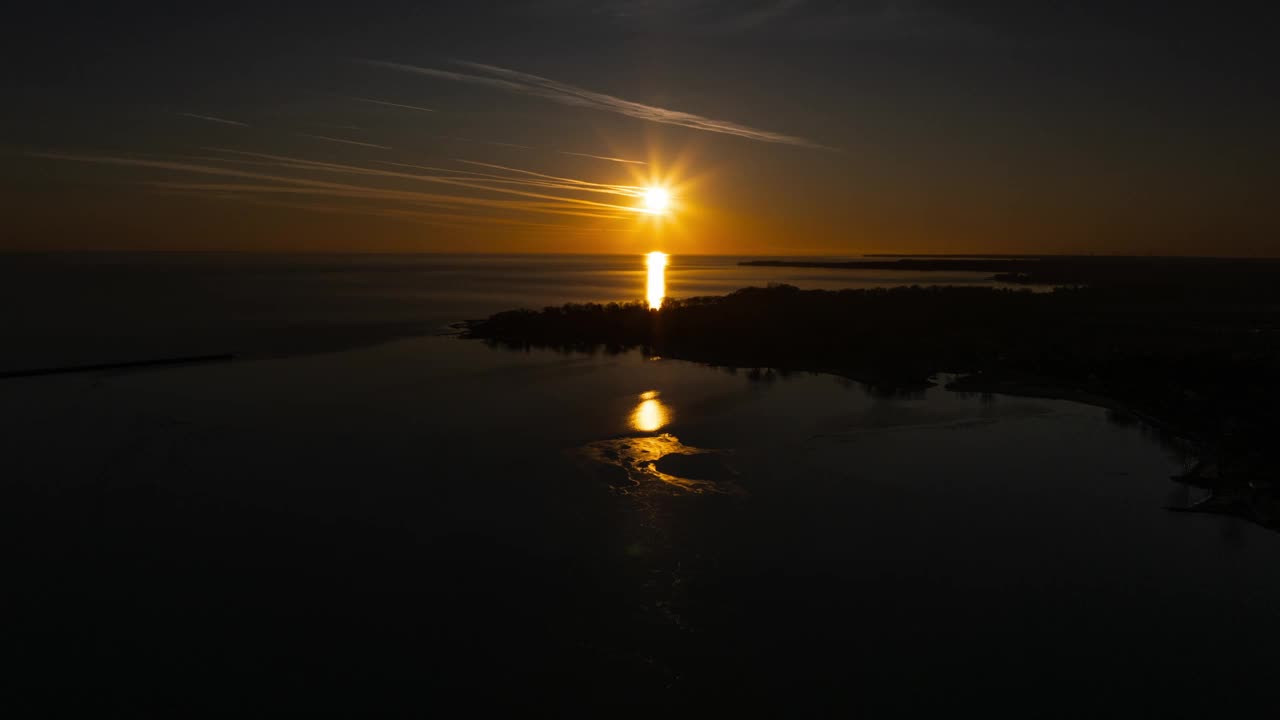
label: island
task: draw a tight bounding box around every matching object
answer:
[464,263,1280,525]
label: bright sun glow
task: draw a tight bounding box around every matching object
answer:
[642,187,671,214]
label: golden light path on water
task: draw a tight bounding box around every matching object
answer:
[646,251,668,310]
[630,390,671,432]
[578,391,738,495]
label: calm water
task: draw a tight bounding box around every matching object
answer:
[0,252,1014,371]
[3,253,1278,712]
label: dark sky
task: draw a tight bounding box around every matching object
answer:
[4,1,1278,255]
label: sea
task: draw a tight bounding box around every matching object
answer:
[0,252,1023,371]
[3,252,1277,713]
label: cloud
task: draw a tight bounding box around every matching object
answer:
[202,149,641,210]
[363,59,828,149]
[449,159,643,196]
[148,188,634,233]
[177,112,248,127]
[435,135,536,150]
[347,96,437,113]
[561,151,647,165]
[31,150,646,224]
[298,133,392,150]
[377,159,644,198]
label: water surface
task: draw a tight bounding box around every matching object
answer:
[0,252,1015,371]
[3,253,1276,712]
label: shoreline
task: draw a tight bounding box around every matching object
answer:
[942,374,1203,455]
[462,281,1276,476]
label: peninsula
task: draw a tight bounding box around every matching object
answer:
[465,261,1280,505]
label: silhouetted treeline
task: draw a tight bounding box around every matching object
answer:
[465,282,1280,477]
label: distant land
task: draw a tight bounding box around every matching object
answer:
[467,256,1280,528]
[741,255,1280,286]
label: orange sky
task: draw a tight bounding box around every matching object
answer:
[5,3,1279,257]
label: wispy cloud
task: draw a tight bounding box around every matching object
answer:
[30,150,650,227]
[376,160,642,198]
[148,188,634,233]
[348,96,437,113]
[363,59,827,149]
[298,134,392,150]
[177,112,248,127]
[204,149,641,210]
[451,160,644,196]
[435,135,536,150]
[561,151,647,165]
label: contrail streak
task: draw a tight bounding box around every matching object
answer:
[205,149,643,211]
[454,160,643,195]
[177,112,248,127]
[348,96,437,113]
[298,134,392,150]
[376,160,644,197]
[34,152,640,221]
[154,188,632,232]
[561,151,647,165]
[363,59,828,149]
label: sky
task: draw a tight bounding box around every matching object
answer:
[4,1,1279,255]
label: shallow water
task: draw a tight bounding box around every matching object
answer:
[3,254,1277,712]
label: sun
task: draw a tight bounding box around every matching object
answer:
[642,186,671,214]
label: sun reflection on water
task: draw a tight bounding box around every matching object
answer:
[645,251,668,310]
[580,433,733,495]
[631,390,671,432]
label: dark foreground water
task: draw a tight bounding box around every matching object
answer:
[3,254,1278,714]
